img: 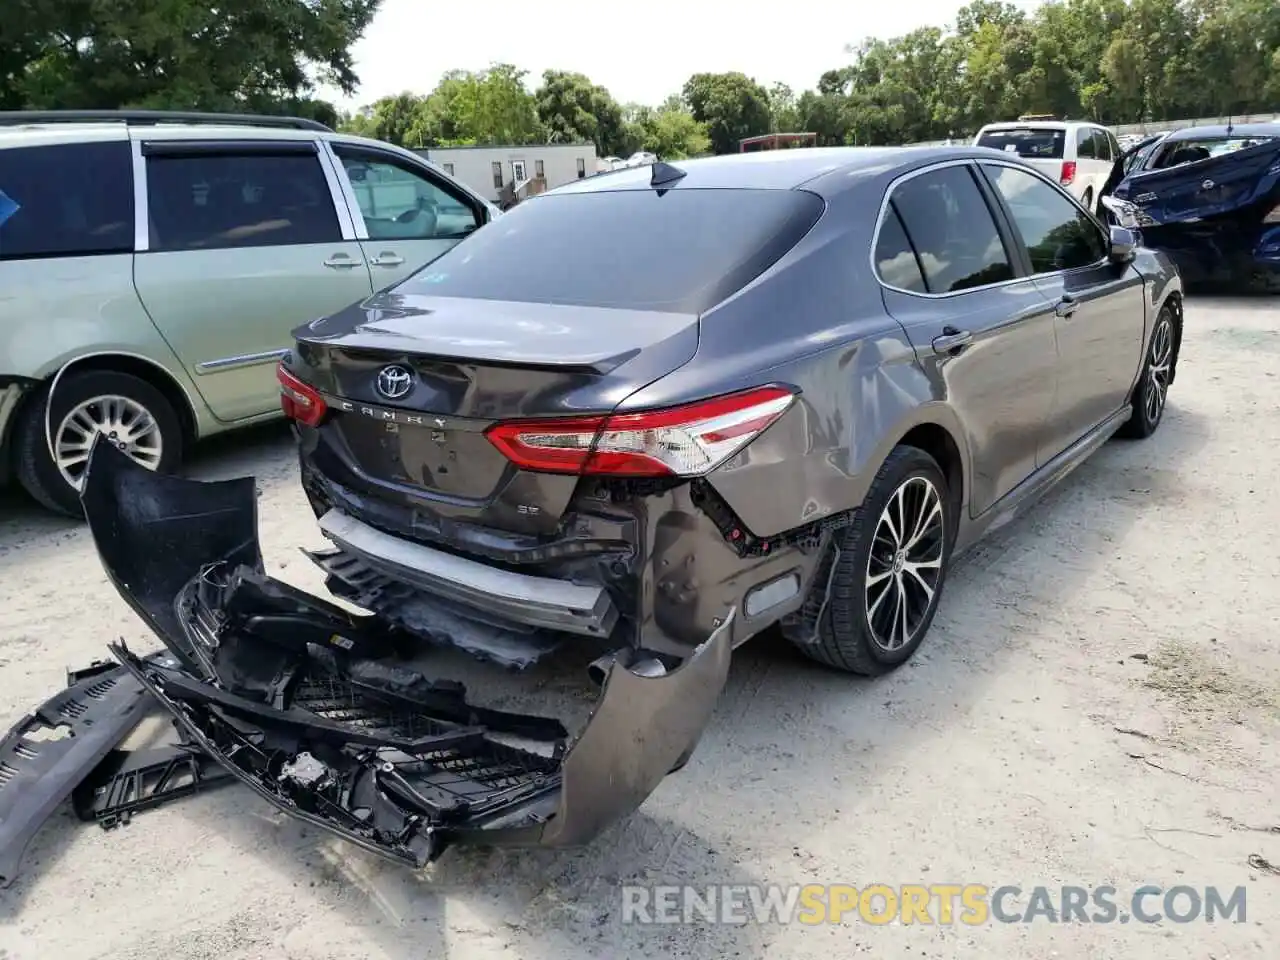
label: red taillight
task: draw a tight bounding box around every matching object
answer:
[484,386,797,477]
[1060,160,1077,185]
[277,364,327,427]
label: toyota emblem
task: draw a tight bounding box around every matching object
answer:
[375,364,414,400]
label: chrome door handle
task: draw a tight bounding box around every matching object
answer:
[1055,296,1078,318]
[323,254,360,269]
[932,328,973,354]
[369,253,405,267]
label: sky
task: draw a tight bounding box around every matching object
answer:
[323,0,1046,111]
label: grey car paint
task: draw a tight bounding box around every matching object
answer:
[286,145,1183,658]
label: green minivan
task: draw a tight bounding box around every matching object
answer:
[0,110,499,515]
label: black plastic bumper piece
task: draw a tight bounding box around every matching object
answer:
[72,740,235,830]
[0,656,169,886]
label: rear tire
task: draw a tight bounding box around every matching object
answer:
[1116,304,1176,440]
[784,446,952,675]
[14,370,183,517]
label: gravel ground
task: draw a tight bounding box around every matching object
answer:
[0,296,1277,959]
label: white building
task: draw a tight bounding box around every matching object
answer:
[414,143,599,203]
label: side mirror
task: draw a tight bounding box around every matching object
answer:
[1108,225,1137,263]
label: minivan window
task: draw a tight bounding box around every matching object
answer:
[0,141,134,260]
[874,204,927,293]
[398,188,825,313]
[333,147,479,241]
[146,152,341,252]
[982,164,1106,273]
[977,128,1066,160]
[1076,128,1096,160]
[890,165,1014,294]
[1092,130,1113,162]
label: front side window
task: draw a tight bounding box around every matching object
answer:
[0,141,134,260]
[889,165,1015,294]
[334,148,479,241]
[982,164,1106,273]
[146,151,340,252]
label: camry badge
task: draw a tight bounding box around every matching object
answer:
[375,365,413,400]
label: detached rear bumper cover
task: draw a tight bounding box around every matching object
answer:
[78,442,731,866]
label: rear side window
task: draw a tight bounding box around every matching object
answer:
[874,205,927,293]
[1092,130,1113,162]
[146,152,340,252]
[1076,128,1096,159]
[0,141,134,260]
[977,128,1066,160]
[889,165,1014,294]
[399,188,825,313]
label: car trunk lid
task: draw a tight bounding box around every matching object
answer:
[1115,138,1280,224]
[291,293,699,534]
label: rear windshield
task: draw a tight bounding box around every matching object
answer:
[397,187,825,314]
[977,128,1066,159]
[1153,136,1280,169]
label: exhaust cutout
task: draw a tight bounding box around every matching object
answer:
[588,650,668,688]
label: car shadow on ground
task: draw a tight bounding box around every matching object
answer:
[6,405,1216,958]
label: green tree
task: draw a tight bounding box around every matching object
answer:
[5,0,379,115]
[681,72,772,154]
[767,83,801,133]
[338,92,430,146]
[533,70,625,155]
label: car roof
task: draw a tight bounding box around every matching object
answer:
[977,120,1100,131]
[547,145,1009,196]
[1163,123,1280,141]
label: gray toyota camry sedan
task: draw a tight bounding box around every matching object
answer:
[62,144,1181,869]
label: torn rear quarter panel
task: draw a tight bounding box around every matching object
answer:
[79,441,732,865]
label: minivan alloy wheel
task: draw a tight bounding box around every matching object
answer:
[865,475,945,651]
[1145,316,1174,426]
[54,394,163,489]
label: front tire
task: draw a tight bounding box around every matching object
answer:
[14,370,183,516]
[1116,304,1176,440]
[785,446,952,675]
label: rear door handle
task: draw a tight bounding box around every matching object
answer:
[369,252,405,268]
[323,254,361,269]
[931,328,973,354]
[1055,296,1078,318]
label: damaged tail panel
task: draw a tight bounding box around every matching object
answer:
[80,441,732,866]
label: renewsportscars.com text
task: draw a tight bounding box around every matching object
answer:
[621,883,1247,925]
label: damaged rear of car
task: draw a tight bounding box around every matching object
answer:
[68,441,730,868]
[1103,123,1280,292]
[284,175,833,670]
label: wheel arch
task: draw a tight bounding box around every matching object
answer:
[1161,290,1184,384]
[893,420,966,540]
[12,351,200,462]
